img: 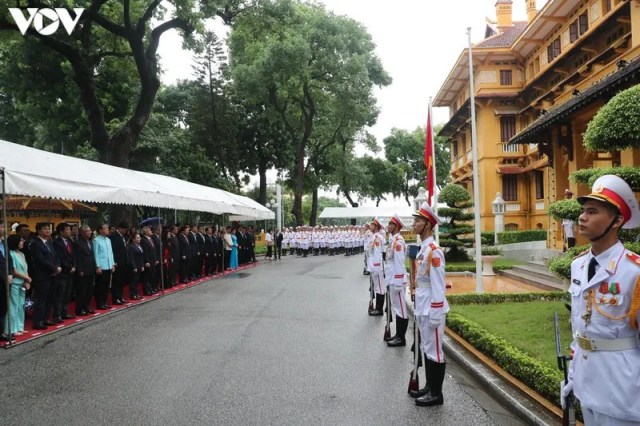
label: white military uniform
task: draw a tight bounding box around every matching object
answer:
[415,235,449,362]
[565,175,640,425]
[387,230,408,319]
[367,229,384,295]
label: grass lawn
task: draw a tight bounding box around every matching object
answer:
[450,301,573,368]
[405,258,524,271]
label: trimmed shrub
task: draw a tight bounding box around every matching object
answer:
[447,313,563,406]
[497,230,547,245]
[481,246,503,256]
[571,166,640,191]
[548,242,640,280]
[548,199,581,222]
[448,292,565,305]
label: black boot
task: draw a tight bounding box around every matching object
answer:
[368,294,384,316]
[409,355,431,398]
[387,317,408,347]
[416,360,445,406]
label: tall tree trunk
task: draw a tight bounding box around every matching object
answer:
[310,187,318,226]
[258,161,267,205]
[293,143,305,225]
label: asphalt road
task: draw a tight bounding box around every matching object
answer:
[0,253,525,426]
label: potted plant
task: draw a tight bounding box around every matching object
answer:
[480,246,503,276]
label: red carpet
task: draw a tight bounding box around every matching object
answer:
[2,262,260,348]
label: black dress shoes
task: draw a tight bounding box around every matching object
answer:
[0,333,14,341]
[62,314,76,320]
[77,310,89,316]
[54,318,64,324]
[113,300,123,305]
[32,324,48,330]
[387,337,406,347]
[409,386,430,399]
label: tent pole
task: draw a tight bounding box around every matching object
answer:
[1,168,12,345]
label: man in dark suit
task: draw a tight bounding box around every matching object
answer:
[53,223,76,321]
[247,225,257,263]
[30,222,62,329]
[141,226,158,295]
[196,226,206,277]
[74,225,96,316]
[109,222,129,305]
[0,224,15,340]
[212,229,223,274]
[152,225,163,291]
[276,229,284,260]
[236,226,245,266]
[178,225,191,283]
[167,225,180,287]
[188,225,199,280]
[204,227,214,276]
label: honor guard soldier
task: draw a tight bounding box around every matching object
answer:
[385,214,409,347]
[561,175,640,425]
[410,202,448,407]
[368,218,385,316]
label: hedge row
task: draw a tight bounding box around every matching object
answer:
[447,292,565,305]
[446,312,563,406]
[497,230,547,245]
[548,241,640,280]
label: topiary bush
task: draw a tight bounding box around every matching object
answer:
[584,84,640,151]
[438,184,474,262]
[548,242,640,279]
[548,199,581,222]
[571,166,640,191]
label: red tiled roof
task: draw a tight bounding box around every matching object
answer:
[6,197,97,213]
[476,21,528,48]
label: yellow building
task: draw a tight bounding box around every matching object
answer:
[435,0,640,250]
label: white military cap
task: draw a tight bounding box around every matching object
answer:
[412,201,443,226]
[389,213,405,229]
[577,174,640,229]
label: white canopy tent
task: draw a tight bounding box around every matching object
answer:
[0,139,274,219]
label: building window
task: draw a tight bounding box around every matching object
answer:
[461,133,466,152]
[579,13,589,35]
[502,175,518,201]
[500,116,516,142]
[500,70,512,86]
[547,37,561,62]
[505,223,519,231]
[452,141,458,158]
[603,0,611,13]
[535,170,544,199]
[569,21,578,42]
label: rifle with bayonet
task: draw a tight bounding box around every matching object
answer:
[554,312,576,426]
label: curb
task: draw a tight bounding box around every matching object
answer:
[406,302,555,426]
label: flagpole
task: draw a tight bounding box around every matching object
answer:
[428,97,440,246]
[467,27,483,293]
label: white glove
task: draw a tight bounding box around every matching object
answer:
[560,379,573,410]
[429,313,443,329]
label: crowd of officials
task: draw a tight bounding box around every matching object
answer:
[0,221,258,340]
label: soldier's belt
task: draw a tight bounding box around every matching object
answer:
[415,280,431,289]
[393,274,404,278]
[575,334,638,352]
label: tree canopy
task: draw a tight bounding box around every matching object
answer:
[584,84,640,151]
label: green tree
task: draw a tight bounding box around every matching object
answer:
[383,125,450,206]
[584,84,640,151]
[229,0,390,225]
[438,183,474,262]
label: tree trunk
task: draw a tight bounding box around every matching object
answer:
[310,188,318,226]
[258,161,267,205]
[293,144,305,225]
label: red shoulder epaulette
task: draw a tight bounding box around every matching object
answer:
[626,252,640,267]
[429,242,439,251]
[573,249,589,260]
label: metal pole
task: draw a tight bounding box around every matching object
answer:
[1,168,12,344]
[429,98,440,246]
[468,28,483,293]
[276,184,282,232]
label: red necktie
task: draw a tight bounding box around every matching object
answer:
[66,240,71,254]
